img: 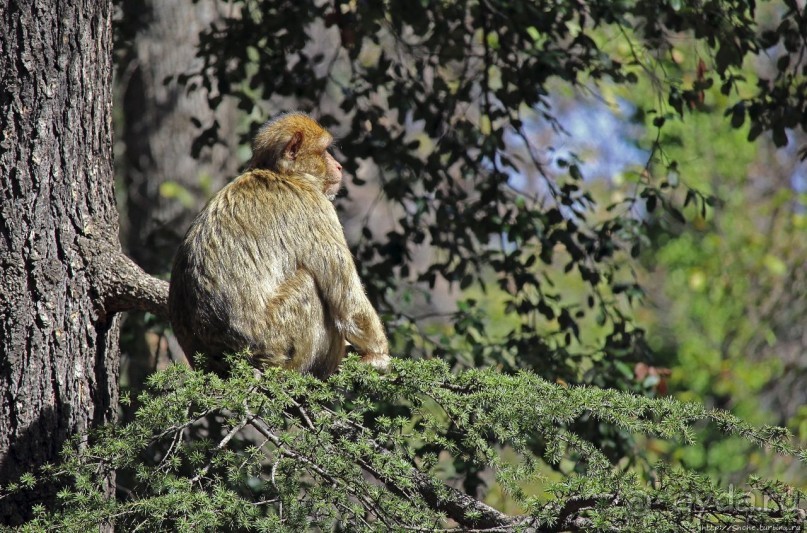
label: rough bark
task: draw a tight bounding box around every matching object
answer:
[0,0,164,524]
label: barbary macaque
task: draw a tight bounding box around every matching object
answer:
[168,112,390,377]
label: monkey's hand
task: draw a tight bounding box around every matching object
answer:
[359,352,391,373]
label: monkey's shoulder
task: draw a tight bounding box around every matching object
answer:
[204,170,342,240]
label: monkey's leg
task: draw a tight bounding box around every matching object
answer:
[258,269,345,376]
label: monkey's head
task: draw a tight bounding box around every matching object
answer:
[249,112,343,199]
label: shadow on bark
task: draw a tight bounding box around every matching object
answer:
[0,406,66,526]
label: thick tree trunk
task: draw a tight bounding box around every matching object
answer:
[0,0,166,524]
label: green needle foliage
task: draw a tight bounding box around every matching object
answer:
[10,356,805,531]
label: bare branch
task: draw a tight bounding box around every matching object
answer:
[78,232,169,319]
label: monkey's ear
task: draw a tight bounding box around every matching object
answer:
[283,131,304,161]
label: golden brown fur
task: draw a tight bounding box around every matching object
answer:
[169,112,389,377]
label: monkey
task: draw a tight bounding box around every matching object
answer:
[168,112,390,378]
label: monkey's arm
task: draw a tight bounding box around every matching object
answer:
[300,200,390,368]
[322,247,390,364]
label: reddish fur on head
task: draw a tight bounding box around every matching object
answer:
[248,112,343,199]
[249,112,340,184]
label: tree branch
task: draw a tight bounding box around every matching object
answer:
[319,417,515,529]
[78,232,169,320]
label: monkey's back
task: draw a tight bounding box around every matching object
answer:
[168,170,344,373]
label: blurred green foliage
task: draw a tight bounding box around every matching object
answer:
[634,89,807,483]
